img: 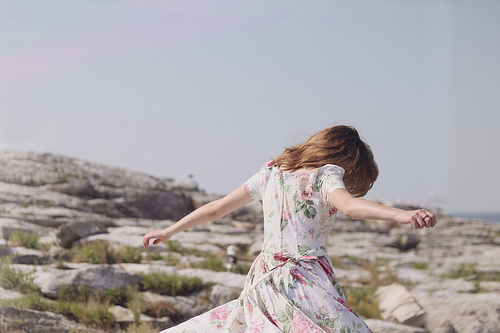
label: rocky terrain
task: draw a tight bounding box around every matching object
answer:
[0,151,499,333]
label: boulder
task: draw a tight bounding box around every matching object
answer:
[14,263,143,297]
[248,236,264,257]
[209,285,238,307]
[0,305,94,333]
[376,283,427,327]
[72,264,143,291]
[11,247,51,265]
[56,220,107,248]
[386,230,421,250]
[109,305,173,330]
[142,290,213,323]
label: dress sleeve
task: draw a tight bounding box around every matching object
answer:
[242,161,274,201]
[319,165,346,204]
[243,171,262,201]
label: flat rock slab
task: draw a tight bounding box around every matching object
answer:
[0,287,23,301]
[377,283,426,328]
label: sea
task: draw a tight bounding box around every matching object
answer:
[451,212,500,223]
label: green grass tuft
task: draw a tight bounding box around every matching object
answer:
[9,230,40,249]
[0,256,38,294]
[0,292,51,311]
[344,286,381,319]
[140,272,212,296]
[412,262,429,270]
[190,256,226,272]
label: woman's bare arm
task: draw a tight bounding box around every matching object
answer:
[329,188,437,229]
[143,185,253,247]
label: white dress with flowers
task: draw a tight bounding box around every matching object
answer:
[161,161,373,333]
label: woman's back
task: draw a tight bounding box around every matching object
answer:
[244,161,346,259]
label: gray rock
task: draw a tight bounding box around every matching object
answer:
[0,287,23,301]
[480,281,500,293]
[0,151,197,220]
[56,220,108,248]
[248,236,264,257]
[142,290,213,323]
[84,225,170,250]
[386,229,421,250]
[0,217,54,240]
[377,283,427,328]
[72,264,143,291]
[414,290,500,333]
[109,305,173,330]
[0,239,10,256]
[14,263,143,297]
[0,305,94,333]
[11,246,51,265]
[209,285,238,307]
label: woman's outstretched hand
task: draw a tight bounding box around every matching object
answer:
[143,229,171,248]
[396,209,437,229]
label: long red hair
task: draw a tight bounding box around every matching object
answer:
[274,125,378,197]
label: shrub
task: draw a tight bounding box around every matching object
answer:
[140,272,212,296]
[54,285,117,329]
[121,246,143,264]
[164,253,181,267]
[190,256,226,272]
[344,286,381,319]
[235,262,252,275]
[145,252,163,261]
[0,256,38,294]
[56,285,95,303]
[165,240,184,253]
[442,263,477,279]
[55,297,116,330]
[0,292,51,311]
[9,230,39,249]
[145,300,185,322]
[72,240,117,264]
[125,322,158,333]
[412,262,429,270]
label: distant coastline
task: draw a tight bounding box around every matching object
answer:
[451,212,500,223]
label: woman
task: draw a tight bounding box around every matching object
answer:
[143,125,436,333]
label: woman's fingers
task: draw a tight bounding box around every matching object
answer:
[415,209,436,229]
[401,209,436,229]
[143,230,170,248]
[397,209,437,229]
[143,231,159,248]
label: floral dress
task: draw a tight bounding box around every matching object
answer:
[161,160,373,333]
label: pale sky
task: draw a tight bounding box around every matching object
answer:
[1,0,499,214]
